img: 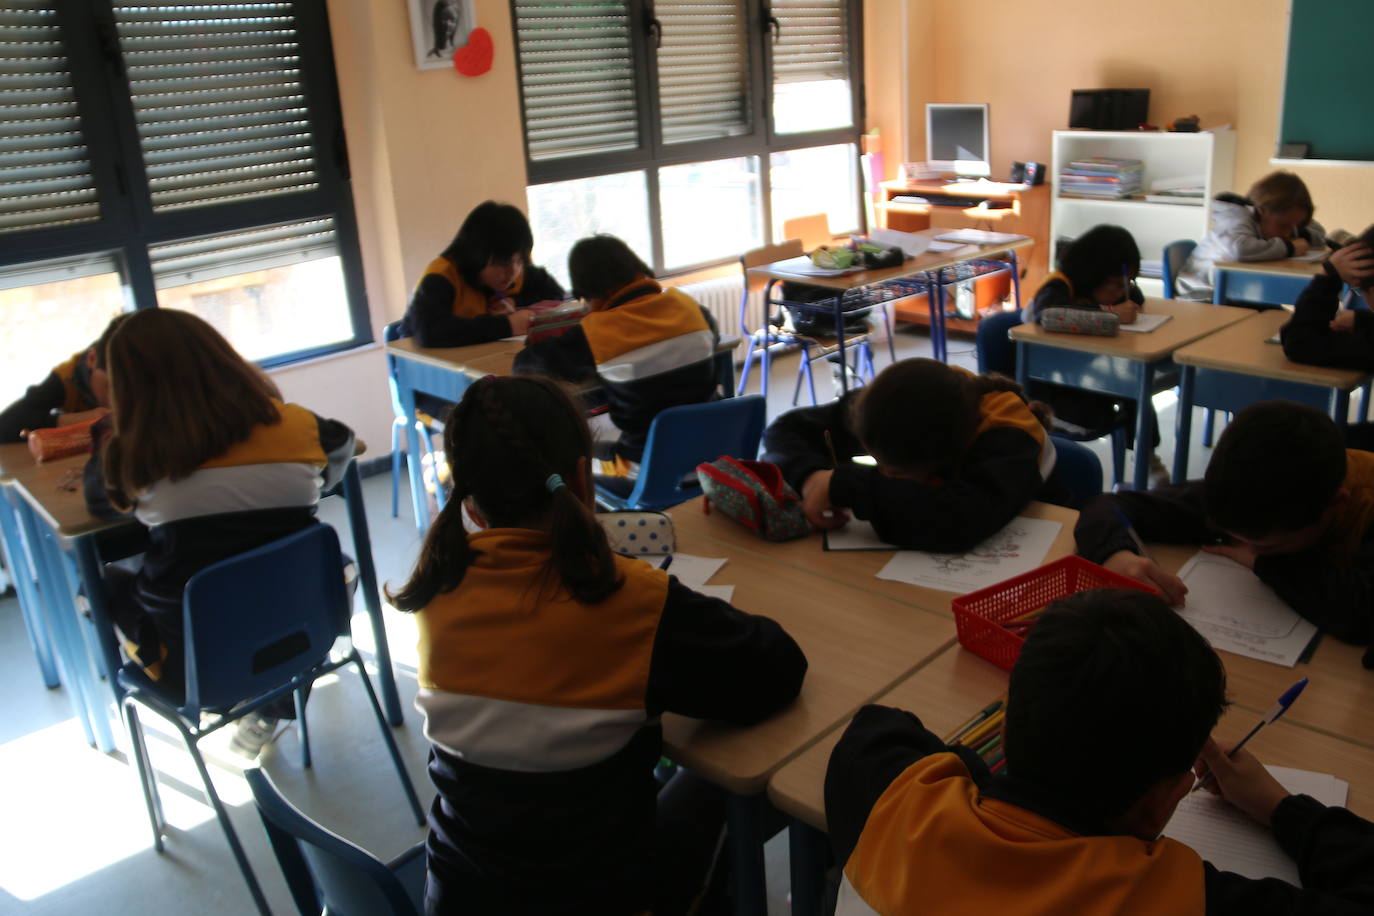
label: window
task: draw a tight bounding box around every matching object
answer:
[0,1,367,366]
[512,0,863,276]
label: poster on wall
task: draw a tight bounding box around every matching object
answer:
[409,0,477,70]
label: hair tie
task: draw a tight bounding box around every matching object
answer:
[545,473,565,493]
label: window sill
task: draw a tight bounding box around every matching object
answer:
[263,340,382,374]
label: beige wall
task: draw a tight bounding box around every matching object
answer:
[865,0,1374,232]
[269,0,530,448]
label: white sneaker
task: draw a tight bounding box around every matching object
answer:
[1148,453,1172,488]
[229,714,281,760]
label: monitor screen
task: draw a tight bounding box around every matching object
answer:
[926,104,989,177]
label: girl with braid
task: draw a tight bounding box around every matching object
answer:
[388,375,807,916]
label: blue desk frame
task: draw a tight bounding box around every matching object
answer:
[1213,264,1317,307]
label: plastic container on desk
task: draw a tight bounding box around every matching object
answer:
[951,556,1156,671]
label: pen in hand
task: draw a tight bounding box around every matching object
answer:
[1193,678,1308,793]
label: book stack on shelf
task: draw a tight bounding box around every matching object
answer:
[1060,158,1143,199]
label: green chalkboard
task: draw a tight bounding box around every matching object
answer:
[1279,0,1374,161]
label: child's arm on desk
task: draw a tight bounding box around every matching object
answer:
[1282,248,1374,371]
[511,326,596,382]
[760,397,859,492]
[1075,487,1217,604]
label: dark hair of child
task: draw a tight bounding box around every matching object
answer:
[1057,224,1141,298]
[443,201,535,292]
[567,234,654,302]
[1204,400,1346,539]
[93,312,134,370]
[101,309,280,511]
[851,358,1051,476]
[1004,589,1228,821]
[1247,171,1314,222]
[387,374,623,611]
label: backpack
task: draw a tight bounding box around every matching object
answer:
[695,457,810,542]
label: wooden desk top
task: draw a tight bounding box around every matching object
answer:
[0,443,35,485]
[384,337,524,371]
[1010,299,1253,363]
[1214,258,1325,279]
[661,512,958,794]
[769,642,1374,831]
[670,500,1078,619]
[1172,310,1371,389]
[880,179,1043,203]
[747,229,1033,292]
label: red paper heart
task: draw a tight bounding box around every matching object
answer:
[452,27,493,77]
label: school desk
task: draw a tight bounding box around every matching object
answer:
[746,231,1034,369]
[1150,544,1374,750]
[768,641,1374,915]
[1212,257,1323,306]
[669,498,1078,619]
[657,533,957,915]
[1171,309,1372,482]
[0,443,60,690]
[1011,299,1253,490]
[6,443,405,753]
[385,334,740,532]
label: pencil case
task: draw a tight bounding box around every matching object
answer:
[1039,307,1119,337]
[597,511,674,557]
[26,416,102,462]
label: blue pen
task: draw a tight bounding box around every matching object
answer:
[1194,678,1308,792]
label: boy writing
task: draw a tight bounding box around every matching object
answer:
[825,589,1374,914]
[1074,400,1374,667]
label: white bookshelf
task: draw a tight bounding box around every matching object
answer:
[1051,130,1236,294]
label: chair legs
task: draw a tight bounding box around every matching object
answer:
[1109,428,1128,487]
[389,418,404,519]
[123,701,165,853]
[350,652,425,827]
[1201,408,1217,447]
[295,686,311,770]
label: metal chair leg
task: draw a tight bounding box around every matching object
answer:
[389,418,404,519]
[295,685,312,769]
[185,735,273,916]
[122,701,165,852]
[352,654,425,826]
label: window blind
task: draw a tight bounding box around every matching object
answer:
[0,6,101,234]
[148,216,337,288]
[112,1,320,212]
[656,0,749,145]
[513,0,639,162]
[770,0,847,84]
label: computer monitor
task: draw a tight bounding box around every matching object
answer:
[926,103,990,178]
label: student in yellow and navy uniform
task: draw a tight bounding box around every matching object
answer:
[386,375,807,916]
[0,312,130,442]
[398,200,565,348]
[514,234,719,478]
[761,358,1066,551]
[825,589,1374,915]
[84,309,354,756]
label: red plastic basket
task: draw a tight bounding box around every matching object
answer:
[951,556,1158,672]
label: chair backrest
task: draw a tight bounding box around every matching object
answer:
[1048,435,1103,509]
[182,524,351,713]
[782,213,832,251]
[738,239,805,335]
[975,309,1023,377]
[1161,240,1197,299]
[617,395,767,511]
[246,768,421,916]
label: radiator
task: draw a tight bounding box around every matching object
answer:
[675,275,767,349]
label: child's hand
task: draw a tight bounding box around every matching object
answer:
[1202,541,1259,569]
[507,309,534,336]
[1330,310,1358,333]
[1106,300,1139,324]
[1329,242,1374,287]
[1291,238,1311,256]
[1194,738,1290,827]
[1102,549,1188,606]
[801,470,848,529]
[488,296,516,316]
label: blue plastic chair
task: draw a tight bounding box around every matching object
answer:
[247,767,425,916]
[119,525,424,916]
[975,309,1128,487]
[1161,240,1197,300]
[1047,435,1103,509]
[594,395,767,511]
[383,321,440,520]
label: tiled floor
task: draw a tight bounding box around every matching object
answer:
[0,325,1220,915]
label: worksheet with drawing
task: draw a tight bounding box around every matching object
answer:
[1175,552,1318,667]
[875,516,1062,592]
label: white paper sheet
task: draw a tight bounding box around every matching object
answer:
[866,228,932,258]
[824,519,898,551]
[874,516,1061,593]
[1117,312,1173,333]
[934,229,1028,245]
[926,240,969,253]
[697,584,736,602]
[667,553,727,590]
[1287,248,1328,263]
[1175,552,1319,666]
[766,255,864,278]
[1162,766,1348,885]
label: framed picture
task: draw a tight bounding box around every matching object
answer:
[408,0,477,71]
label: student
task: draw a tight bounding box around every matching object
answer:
[85,309,355,756]
[386,374,806,915]
[0,312,130,442]
[825,588,1374,915]
[760,358,1064,551]
[513,234,719,478]
[1020,224,1167,485]
[1075,400,1374,667]
[1178,170,1328,301]
[1281,225,1374,386]
[398,200,564,348]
